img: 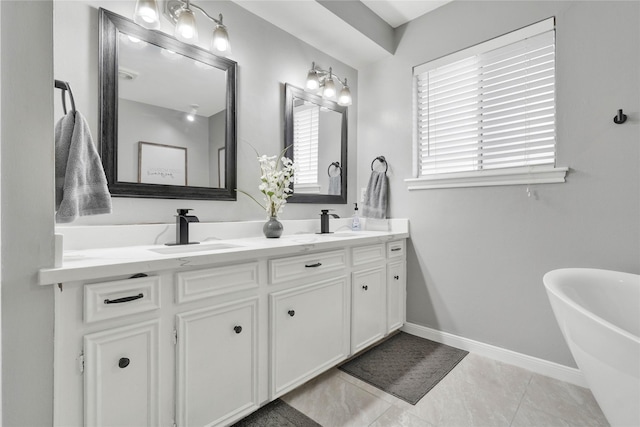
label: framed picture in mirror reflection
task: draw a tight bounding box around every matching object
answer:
[138,141,187,186]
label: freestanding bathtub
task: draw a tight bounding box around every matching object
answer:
[544,268,640,427]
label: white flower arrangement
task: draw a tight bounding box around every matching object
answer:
[238,149,295,218]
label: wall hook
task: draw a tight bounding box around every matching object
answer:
[613,109,627,124]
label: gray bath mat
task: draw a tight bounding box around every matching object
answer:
[231,398,321,427]
[339,332,468,405]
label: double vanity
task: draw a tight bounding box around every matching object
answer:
[41,219,409,427]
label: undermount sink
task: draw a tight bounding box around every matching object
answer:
[149,242,242,255]
[318,231,366,238]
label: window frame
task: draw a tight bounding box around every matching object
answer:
[407,17,567,190]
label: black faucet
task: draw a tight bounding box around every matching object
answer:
[170,209,199,245]
[320,209,340,234]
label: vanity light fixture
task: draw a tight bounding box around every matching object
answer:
[133,0,161,29]
[163,0,231,55]
[305,62,352,106]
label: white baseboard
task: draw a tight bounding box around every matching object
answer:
[401,322,587,388]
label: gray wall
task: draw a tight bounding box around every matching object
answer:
[118,99,211,186]
[54,0,358,224]
[1,1,55,425]
[358,1,640,367]
[0,0,358,424]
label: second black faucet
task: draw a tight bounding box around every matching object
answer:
[320,209,340,234]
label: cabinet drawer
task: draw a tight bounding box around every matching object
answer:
[269,250,346,285]
[175,262,259,304]
[84,276,161,323]
[352,244,385,267]
[387,240,406,259]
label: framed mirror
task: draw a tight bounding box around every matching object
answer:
[284,84,347,204]
[99,8,237,200]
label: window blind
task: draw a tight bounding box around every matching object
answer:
[415,19,556,176]
[293,105,319,185]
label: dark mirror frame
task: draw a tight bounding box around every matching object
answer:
[99,8,237,200]
[284,83,347,204]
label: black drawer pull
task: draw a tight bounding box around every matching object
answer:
[391,248,402,252]
[394,275,400,280]
[288,310,295,317]
[305,262,322,268]
[118,357,130,368]
[234,325,242,334]
[104,293,144,304]
[362,285,368,291]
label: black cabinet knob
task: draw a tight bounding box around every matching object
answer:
[288,310,295,317]
[362,285,368,290]
[394,275,400,280]
[234,325,242,334]
[118,357,130,369]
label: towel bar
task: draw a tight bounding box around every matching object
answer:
[54,79,76,114]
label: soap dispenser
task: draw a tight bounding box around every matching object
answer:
[351,203,361,231]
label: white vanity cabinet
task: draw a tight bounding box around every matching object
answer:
[48,230,408,427]
[350,240,407,353]
[175,298,259,427]
[174,263,261,427]
[54,274,167,427]
[268,250,350,397]
[386,240,406,333]
[84,319,160,427]
[351,244,387,353]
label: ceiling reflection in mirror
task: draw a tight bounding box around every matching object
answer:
[117,33,227,188]
[285,84,347,204]
[100,9,237,200]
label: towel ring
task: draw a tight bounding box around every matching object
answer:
[328,161,342,177]
[54,79,76,115]
[371,156,388,173]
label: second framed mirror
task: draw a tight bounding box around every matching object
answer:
[284,83,347,204]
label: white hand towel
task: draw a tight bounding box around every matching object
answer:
[55,111,112,223]
[328,175,341,195]
[362,170,388,219]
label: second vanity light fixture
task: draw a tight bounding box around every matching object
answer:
[305,62,352,106]
[133,0,231,55]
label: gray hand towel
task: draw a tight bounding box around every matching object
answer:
[328,175,341,195]
[362,170,388,219]
[55,111,112,223]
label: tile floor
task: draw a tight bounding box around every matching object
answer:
[281,352,609,427]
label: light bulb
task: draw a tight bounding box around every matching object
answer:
[338,85,352,106]
[133,0,160,29]
[323,77,336,99]
[306,70,320,91]
[211,24,231,54]
[186,113,195,122]
[175,7,198,43]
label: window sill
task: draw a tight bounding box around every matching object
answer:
[404,166,569,190]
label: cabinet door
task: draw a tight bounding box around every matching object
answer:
[387,260,406,333]
[270,277,349,397]
[176,297,259,427]
[84,320,160,427]
[352,267,386,353]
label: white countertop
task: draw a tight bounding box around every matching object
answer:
[40,219,409,285]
